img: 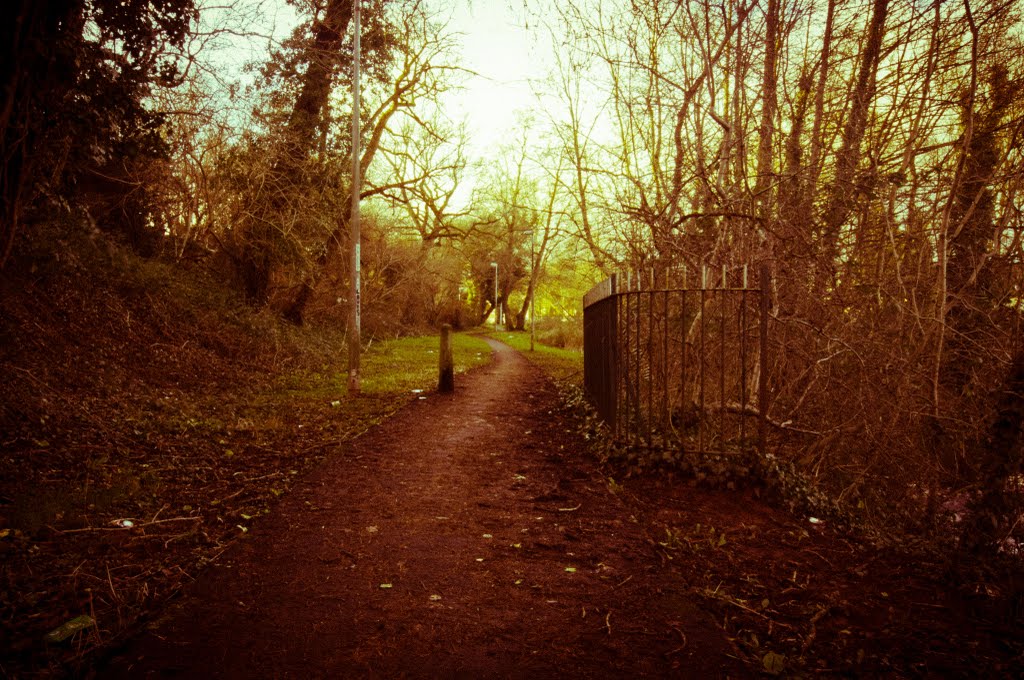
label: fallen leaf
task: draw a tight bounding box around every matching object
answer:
[45,615,94,643]
[379,583,392,589]
[762,651,785,675]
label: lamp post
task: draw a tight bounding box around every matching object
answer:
[347,0,362,394]
[490,261,498,331]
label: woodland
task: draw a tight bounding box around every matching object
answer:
[1,0,1024,674]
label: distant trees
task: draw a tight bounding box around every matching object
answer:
[466,122,565,330]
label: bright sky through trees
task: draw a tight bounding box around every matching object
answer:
[437,1,542,153]
[426,0,562,207]
[194,0,566,207]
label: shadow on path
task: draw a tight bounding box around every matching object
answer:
[101,339,740,678]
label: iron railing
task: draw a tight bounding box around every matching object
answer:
[583,266,769,460]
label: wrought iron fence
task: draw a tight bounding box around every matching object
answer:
[583,266,769,460]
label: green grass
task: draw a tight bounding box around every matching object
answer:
[233,331,495,446]
[268,331,493,399]
[361,332,493,393]
[486,330,583,384]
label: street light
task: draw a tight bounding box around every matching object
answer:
[490,261,498,331]
[348,0,362,394]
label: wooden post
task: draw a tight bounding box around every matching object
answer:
[438,324,454,393]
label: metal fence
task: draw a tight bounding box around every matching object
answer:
[583,266,769,460]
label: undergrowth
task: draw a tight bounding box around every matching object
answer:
[549,377,854,530]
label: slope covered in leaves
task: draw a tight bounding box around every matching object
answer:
[0,233,489,676]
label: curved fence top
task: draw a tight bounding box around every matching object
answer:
[583,276,616,309]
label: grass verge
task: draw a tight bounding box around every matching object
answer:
[263,332,495,444]
[362,333,493,394]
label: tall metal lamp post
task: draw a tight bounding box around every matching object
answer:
[490,261,499,331]
[348,0,362,394]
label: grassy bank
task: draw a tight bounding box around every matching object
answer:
[362,333,492,394]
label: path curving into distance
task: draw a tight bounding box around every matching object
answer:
[101,339,739,678]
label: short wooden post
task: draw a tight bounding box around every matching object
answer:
[438,324,454,393]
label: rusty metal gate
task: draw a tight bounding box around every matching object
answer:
[583,266,769,460]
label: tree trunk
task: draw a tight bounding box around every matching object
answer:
[514,279,535,332]
[1,0,84,268]
[277,0,353,176]
[942,62,1012,393]
[961,345,1024,555]
[239,0,353,306]
[819,0,889,276]
[806,0,836,197]
[753,0,780,217]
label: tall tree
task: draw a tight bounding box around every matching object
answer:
[818,0,890,275]
[0,0,196,266]
[281,2,464,324]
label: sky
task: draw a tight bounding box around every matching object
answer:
[433,0,550,158]
[193,0,569,206]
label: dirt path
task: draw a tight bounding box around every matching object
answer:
[100,339,741,678]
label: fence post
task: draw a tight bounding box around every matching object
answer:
[438,324,454,393]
